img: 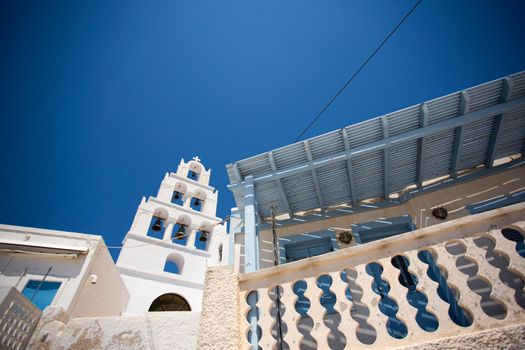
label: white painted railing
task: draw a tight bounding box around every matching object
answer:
[238,203,525,349]
[0,286,41,350]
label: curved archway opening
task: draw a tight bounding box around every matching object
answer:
[149,293,191,312]
[164,253,184,274]
[147,208,168,239]
[195,222,213,251]
[172,182,187,206]
[190,190,207,212]
[187,161,203,181]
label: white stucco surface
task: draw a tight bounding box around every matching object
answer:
[29,306,200,350]
[119,272,203,313]
[396,323,525,350]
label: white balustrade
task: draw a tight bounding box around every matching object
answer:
[237,205,525,349]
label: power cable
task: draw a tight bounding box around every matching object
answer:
[294,0,423,142]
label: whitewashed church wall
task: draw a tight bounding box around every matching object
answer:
[119,273,203,313]
[129,199,223,238]
[116,237,209,284]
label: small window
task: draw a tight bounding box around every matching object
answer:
[190,197,203,212]
[164,261,180,274]
[164,253,184,275]
[171,191,184,206]
[22,280,61,310]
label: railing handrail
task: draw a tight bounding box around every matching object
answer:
[239,202,525,284]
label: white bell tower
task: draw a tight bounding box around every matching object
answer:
[116,157,230,313]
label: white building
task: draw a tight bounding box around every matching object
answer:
[0,224,129,350]
[116,157,230,313]
[0,224,128,318]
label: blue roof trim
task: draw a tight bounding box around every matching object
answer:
[467,191,525,215]
[227,71,525,219]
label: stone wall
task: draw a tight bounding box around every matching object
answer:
[28,306,200,350]
[197,266,240,350]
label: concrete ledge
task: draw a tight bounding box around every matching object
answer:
[395,323,525,350]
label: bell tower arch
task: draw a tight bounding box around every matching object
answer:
[116,157,230,314]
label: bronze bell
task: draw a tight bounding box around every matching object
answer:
[190,171,197,178]
[194,198,200,206]
[152,218,162,232]
[199,231,208,242]
[174,192,180,200]
[175,225,185,239]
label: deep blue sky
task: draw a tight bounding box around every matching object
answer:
[1,1,524,261]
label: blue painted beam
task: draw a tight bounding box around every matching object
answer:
[381,116,390,199]
[485,114,504,168]
[268,152,293,218]
[451,91,470,177]
[416,103,429,187]
[231,163,242,182]
[304,141,325,211]
[243,176,259,273]
[341,128,358,205]
[467,191,525,214]
[486,77,513,168]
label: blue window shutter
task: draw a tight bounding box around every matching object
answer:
[22,280,61,310]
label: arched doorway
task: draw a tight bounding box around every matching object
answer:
[148,293,191,312]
